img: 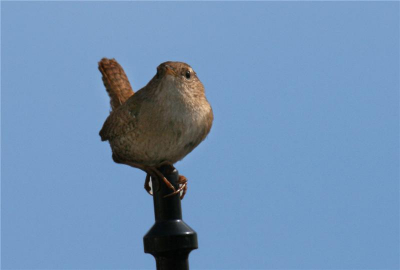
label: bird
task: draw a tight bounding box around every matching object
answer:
[98,58,213,199]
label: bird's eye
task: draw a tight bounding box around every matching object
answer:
[156,68,160,79]
[185,70,191,79]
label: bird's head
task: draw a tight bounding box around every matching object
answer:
[151,61,205,97]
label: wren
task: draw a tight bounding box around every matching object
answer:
[99,59,213,199]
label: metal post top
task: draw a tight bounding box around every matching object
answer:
[143,165,198,259]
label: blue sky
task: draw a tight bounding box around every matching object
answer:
[1,2,399,269]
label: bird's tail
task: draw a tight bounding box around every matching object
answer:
[98,58,134,111]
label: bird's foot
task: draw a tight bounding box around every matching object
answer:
[143,168,176,196]
[143,164,187,200]
[164,175,188,200]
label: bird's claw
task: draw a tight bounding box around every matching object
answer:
[163,175,187,200]
[143,167,188,200]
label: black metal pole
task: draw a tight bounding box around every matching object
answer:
[143,165,198,270]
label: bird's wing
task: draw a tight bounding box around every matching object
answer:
[99,94,144,141]
[98,58,134,111]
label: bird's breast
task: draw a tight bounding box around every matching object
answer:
[111,85,211,166]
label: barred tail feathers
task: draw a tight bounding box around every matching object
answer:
[98,58,134,110]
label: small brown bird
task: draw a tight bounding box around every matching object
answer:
[99,58,213,199]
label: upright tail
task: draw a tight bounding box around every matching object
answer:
[98,58,134,111]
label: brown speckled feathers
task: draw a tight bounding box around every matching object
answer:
[98,58,134,110]
[99,92,145,142]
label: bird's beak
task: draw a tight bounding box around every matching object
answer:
[165,65,177,77]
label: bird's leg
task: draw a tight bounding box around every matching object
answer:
[150,167,176,193]
[156,162,179,194]
[164,175,188,200]
[156,162,188,199]
[115,159,174,197]
[144,173,152,196]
